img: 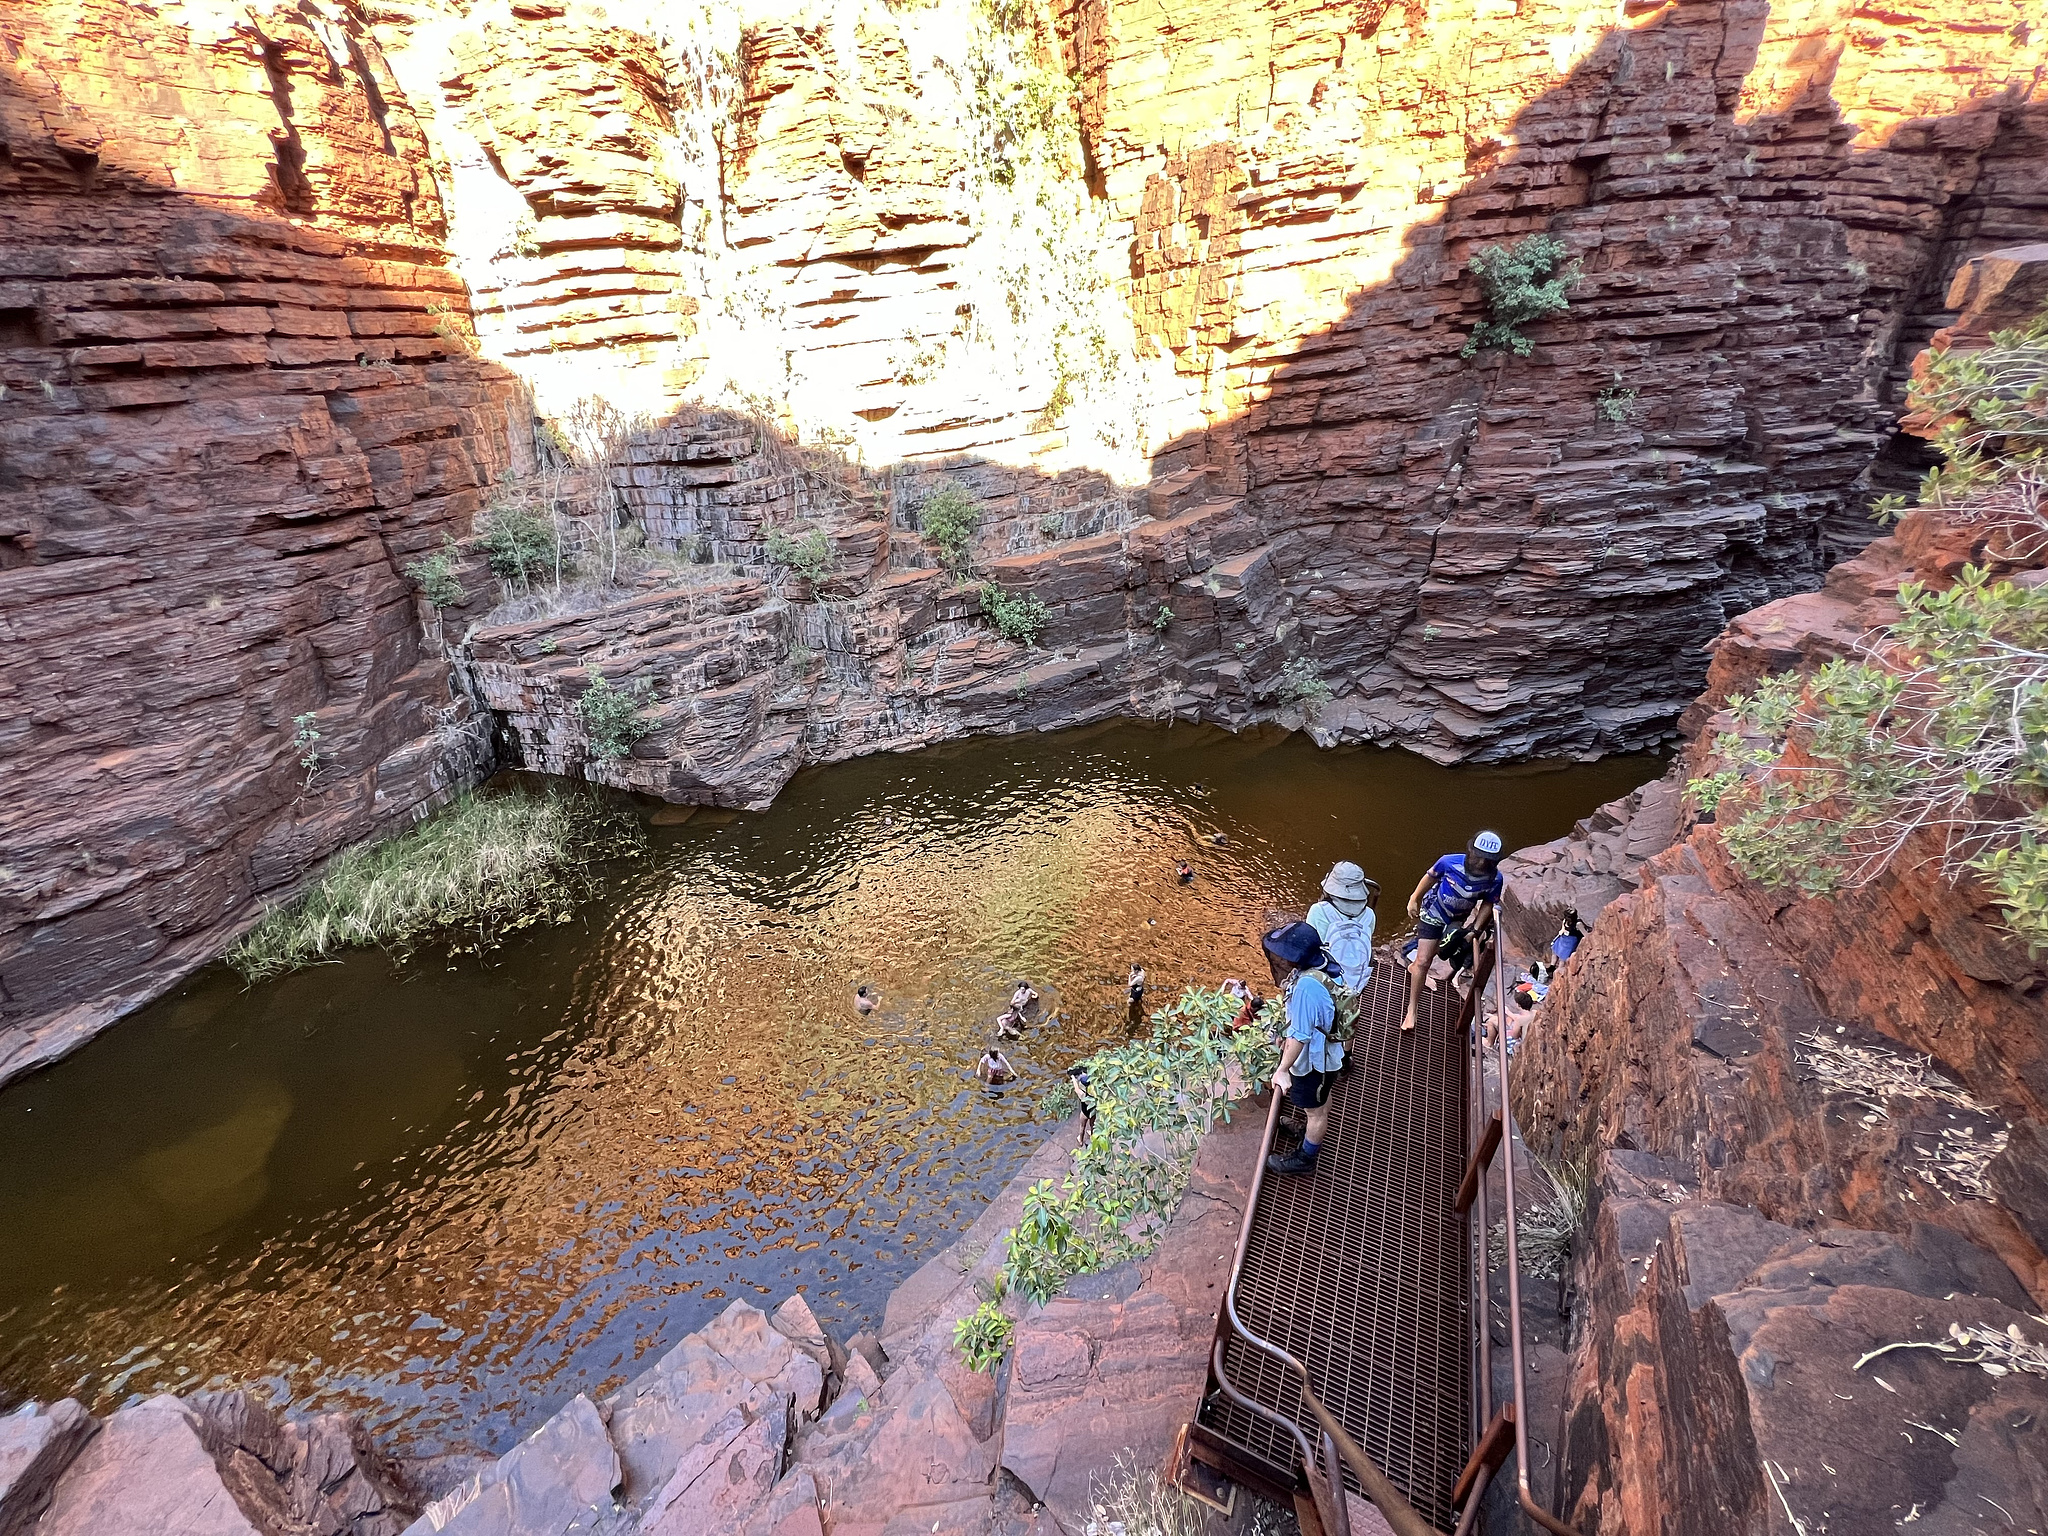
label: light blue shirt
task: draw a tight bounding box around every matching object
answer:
[1285,970,1343,1074]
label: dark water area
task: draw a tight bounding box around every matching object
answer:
[0,723,1660,1458]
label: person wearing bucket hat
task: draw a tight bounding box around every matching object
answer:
[1260,921,1344,1176]
[1307,861,1379,991]
[1400,830,1506,1033]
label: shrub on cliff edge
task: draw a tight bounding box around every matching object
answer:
[1007,987,1277,1303]
[1460,234,1580,359]
[1693,302,2048,953]
[227,789,635,982]
[919,483,980,571]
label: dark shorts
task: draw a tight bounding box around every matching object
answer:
[1285,1068,1331,1110]
[1415,911,1454,944]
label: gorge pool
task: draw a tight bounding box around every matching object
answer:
[0,723,1658,1457]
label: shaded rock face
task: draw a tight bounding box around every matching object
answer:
[1505,249,2048,1535]
[0,0,528,1083]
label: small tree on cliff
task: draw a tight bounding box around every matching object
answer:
[1691,304,2048,953]
[1460,234,1580,359]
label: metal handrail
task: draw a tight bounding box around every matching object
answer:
[1210,1053,1443,1536]
[1486,909,1589,1536]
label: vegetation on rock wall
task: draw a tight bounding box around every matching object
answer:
[577,671,657,760]
[228,790,636,981]
[982,582,1051,645]
[1694,306,2048,951]
[1461,234,1580,358]
[1009,988,1277,1303]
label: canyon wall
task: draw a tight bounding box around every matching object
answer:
[0,0,529,1081]
[3,0,2047,1078]
[1504,250,2048,1534]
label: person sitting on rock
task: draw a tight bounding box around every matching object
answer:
[1262,922,1345,1177]
[1010,979,1039,1015]
[1307,861,1379,992]
[854,984,878,1015]
[994,1008,1024,1039]
[1550,911,1586,967]
[1400,831,1506,1033]
[978,1045,1016,1085]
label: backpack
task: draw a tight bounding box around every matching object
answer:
[1321,911,1374,991]
[1286,969,1361,1050]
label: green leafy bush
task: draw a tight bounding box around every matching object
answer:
[1280,656,1333,716]
[227,789,634,981]
[765,526,833,585]
[953,1299,1016,1372]
[920,484,980,570]
[1596,381,1639,424]
[1152,603,1172,632]
[1695,305,2048,954]
[1461,234,1580,359]
[405,550,465,608]
[1003,987,1277,1304]
[578,670,655,760]
[982,583,1051,646]
[481,505,564,589]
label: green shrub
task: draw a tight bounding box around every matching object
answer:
[765,526,833,585]
[578,670,655,760]
[953,1300,1015,1373]
[1003,987,1277,1304]
[1697,570,2048,952]
[1596,381,1639,424]
[292,712,321,792]
[480,504,565,589]
[1279,656,1333,716]
[920,483,980,570]
[405,550,465,608]
[982,583,1051,646]
[1152,603,1172,633]
[227,789,634,981]
[1461,234,1580,359]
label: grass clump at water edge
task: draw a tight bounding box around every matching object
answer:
[227,788,638,982]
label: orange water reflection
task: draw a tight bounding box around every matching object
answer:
[0,724,1658,1455]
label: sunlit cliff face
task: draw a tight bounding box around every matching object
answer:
[383,0,2045,478]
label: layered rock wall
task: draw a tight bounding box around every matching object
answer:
[0,0,529,1082]
[1504,249,2048,1534]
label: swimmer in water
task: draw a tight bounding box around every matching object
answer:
[978,1045,1016,1085]
[995,1008,1024,1039]
[855,984,878,1014]
[1177,860,1195,884]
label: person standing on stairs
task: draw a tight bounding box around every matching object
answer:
[1399,830,1505,1033]
[1307,861,1379,991]
[1262,922,1345,1177]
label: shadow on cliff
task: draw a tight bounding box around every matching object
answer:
[671,0,2047,763]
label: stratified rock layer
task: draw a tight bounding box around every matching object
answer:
[0,0,526,1082]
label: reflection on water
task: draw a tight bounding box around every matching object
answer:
[0,724,1658,1456]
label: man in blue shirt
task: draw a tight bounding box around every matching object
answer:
[1400,831,1505,1033]
[1261,921,1344,1176]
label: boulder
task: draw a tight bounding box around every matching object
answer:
[604,1334,768,1506]
[638,1399,786,1536]
[405,1394,619,1536]
[0,1399,96,1536]
[36,1396,270,1536]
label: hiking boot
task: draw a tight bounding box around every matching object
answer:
[1266,1148,1319,1176]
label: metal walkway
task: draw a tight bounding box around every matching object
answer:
[1187,962,1475,1533]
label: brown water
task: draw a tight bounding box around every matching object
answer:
[0,723,1658,1457]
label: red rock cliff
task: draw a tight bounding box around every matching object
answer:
[0,0,528,1082]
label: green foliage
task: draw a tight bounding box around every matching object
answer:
[765,526,833,585]
[405,549,465,608]
[578,669,656,761]
[953,1300,1015,1373]
[1461,234,1580,359]
[1279,656,1333,716]
[920,484,980,570]
[1038,512,1065,539]
[1003,987,1277,1304]
[227,789,635,981]
[292,712,321,793]
[1596,381,1639,424]
[480,504,565,590]
[982,583,1051,646]
[1152,603,1173,633]
[1702,569,2048,951]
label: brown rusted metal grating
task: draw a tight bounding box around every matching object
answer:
[1196,962,1472,1532]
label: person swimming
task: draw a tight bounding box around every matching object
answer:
[854,985,878,1014]
[1176,860,1195,884]
[978,1045,1016,1085]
